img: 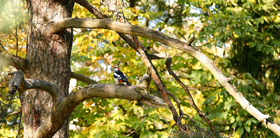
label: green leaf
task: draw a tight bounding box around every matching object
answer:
[237,127,244,135]
[245,126,251,132]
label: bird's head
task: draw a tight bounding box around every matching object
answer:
[113,67,119,72]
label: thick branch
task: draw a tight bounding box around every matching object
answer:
[51,18,280,136]
[70,71,164,107]
[8,70,63,101]
[34,84,166,137]
[10,70,165,137]
[73,2,158,56]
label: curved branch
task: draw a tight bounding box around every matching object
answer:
[5,108,22,119]
[34,83,166,137]
[69,71,165,107]
[10,71,166,137]
[186,37,196,46]
[50,18,280,136]
[8,70,63,101]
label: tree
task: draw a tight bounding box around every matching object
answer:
[0,0,279,138]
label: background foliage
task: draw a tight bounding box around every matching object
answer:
[0,0,279,137]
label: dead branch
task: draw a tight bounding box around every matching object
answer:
[139,68,151,88]
[8,70,63,101]
[5,107,22,119]
[34,83,166,137]
[165,57,217,135]
[8,70,166,137]
[186,37,196,46]
[132,36,188,132]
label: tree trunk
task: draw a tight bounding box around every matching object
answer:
[23,0,74,137]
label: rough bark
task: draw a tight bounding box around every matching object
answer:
[23,0,74,137]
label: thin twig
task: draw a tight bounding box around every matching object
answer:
[70,72,97,84]
[0,42,6,51]
[168,124,177,138]
[15,17,19,56]
[16,99,22,138]
[5,108,22,119]
[165,57,217,135]
[132,36,187,132]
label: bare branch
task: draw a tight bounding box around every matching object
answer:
[8,71,25,94]
[70,71,164,107]
[131,36,187,132]
[74,0,139,51]
[74,1,158,57]
[5,107,22,119]
[34,83,166,137]
[70,72,97,84]
[9,71,165,137]
[50,18,280,136]
[186,37,196,46]
[139,68,151,88]
[74,0,108,19]
[165,57,217,135]
[8,70,63,101]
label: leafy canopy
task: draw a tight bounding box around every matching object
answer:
[0,0,279,137]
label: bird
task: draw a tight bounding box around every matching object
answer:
[113,67,131,86]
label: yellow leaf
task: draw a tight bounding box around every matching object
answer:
[103,30,111,37]
[130,20,138,25]
[81,127,89,134]
[89,31,96,37]
[113,33,119,40]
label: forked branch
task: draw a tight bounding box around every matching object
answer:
[8,70,63,101]
[8,70,166,137]
[34,83,166,137]
[165,56,216,134]
[132,36,188,132]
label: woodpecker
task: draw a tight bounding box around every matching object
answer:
[113,67,131,86]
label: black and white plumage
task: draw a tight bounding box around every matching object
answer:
[113,67,131,86]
